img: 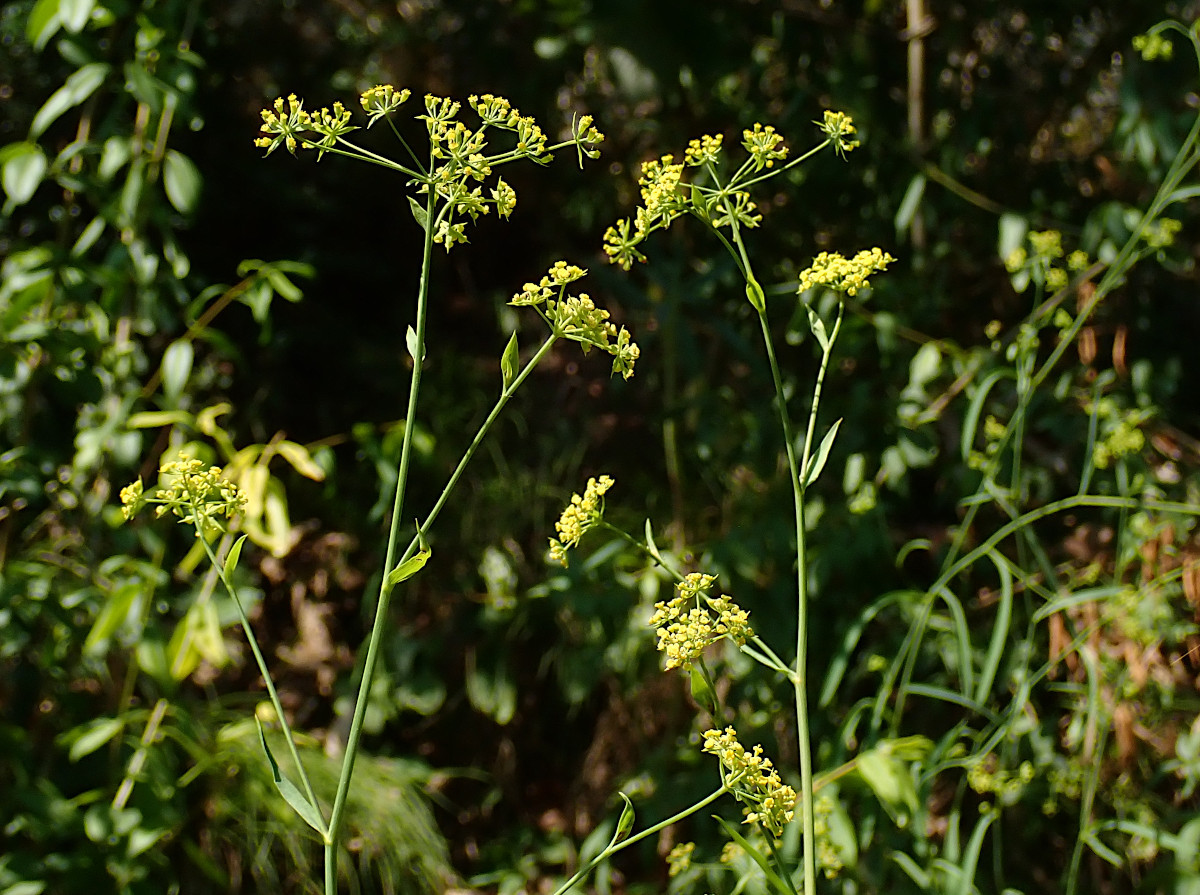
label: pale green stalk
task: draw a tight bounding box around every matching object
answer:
[324,186,437,892]
[199,531,320,812]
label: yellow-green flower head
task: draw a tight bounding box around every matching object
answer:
[119,478,145,521]
[1004,246,1027,273]
[1133,31,1173,61]
[638,154,686,224]
[666,842,695,877]
[1143,217,1181,249]
[817,110,860,157]
[468,93,520,128]
[649,574,752,670]
[514,116,548,156]
[1027,229,1063,260]
[602,218,646,271]
[491,178,517,218]
[360,84,410,127]
[571,114,605,160]
[255,93,313,156]
[702,727,797,838]
[122,454,246,534]
[685,133,724,167]
[510,261,588,306]
[307,101,357,160]
[797,248,895,297]
[742,123,788,169]
[1045,267,1068,291]
[1067,249,1090,271]
[547,475,615,567]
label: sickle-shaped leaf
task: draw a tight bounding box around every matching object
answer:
[802,418,842,488]
[384,547,431,592]
[256,719,327,837]
[500,331,519,393]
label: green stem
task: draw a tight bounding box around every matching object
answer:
[201,533,320,812]
[549,785,730,895]
[324,187,438,892]
[753,295,843,895]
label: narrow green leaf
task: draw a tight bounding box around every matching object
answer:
[614,792,635,842]
[126,409,190,428]
[745,277,765,312]
[384,547,431,591]
[406,325,424,362]
[688,665,719,718]
[25,0,60,50]
[66,717,123,762]
[802,418,842,488]
[408,196,429,230]
[713,817,795,895]
[643,518,663,565]
[223,535,248,578]
[0,142,48,205]
[894,172,926,238]
[163,149,202,214]
[500,331,519,392]
[30,63,110,139]
[58,0,97,33]
[160,339,194,404]
[276,440,325,480]
[256,719,327,837]
[71,216,105,255]
[805,304,829,350]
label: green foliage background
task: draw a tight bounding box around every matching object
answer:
[3,1,1200,893]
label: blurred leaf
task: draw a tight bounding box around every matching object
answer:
[0,142,48,206]
[163,149,201,214]
[64,717,124,762]
[895,172,926,238]
[25,0,61,49]
[276,440,325,480]
[465,648,516,725]
[160,339,194,404]
[58,0,96,32]
[30,63,110,139]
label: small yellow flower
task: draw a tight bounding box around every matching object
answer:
[666,842,695,877]
[797,248,895,297]
[1133,32,1173,61]
[685,133,723,167]
[360,84,410,126]
[649,573,752,671]
[742,123,789,169]
[702,727,797,838]
[817,110,860,156]
[547,475,615,566]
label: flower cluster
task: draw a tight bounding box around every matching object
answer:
[360,84,410,126]
[1143,217,1181,249]
[649,573,752,671]
[510,263,640,380]
[817,110,860,157]
[547,475,615,566]
[702,727,797,838]
[1133,31,1173,61]
[685,133,723,167]
[742,123,788,170]
[637,155,687,228]
[1003,229,1089,293]
[665,842,695,877]
[254,94,360,159]
[797,248,895,297]
[121,455,246,535]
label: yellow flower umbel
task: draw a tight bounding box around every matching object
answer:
[548,475,615,566]
[703,726,797,838]
[121,454,246,537]
[649,572,753,670]
[511,263,640,380]
[797,248,895,297]
[817,110,860,157]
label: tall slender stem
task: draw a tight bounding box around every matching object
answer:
[324,188,438,892]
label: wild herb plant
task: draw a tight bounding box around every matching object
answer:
[120,86,631,892]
